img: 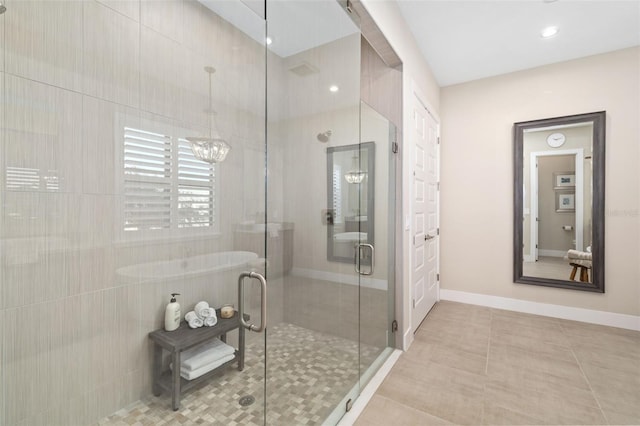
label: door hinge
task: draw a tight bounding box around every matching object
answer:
[412,298,416,308]
[392,141,399,154]
[437,228,440,235]
[437,273,440,281]
[391,320,398,333]
[346,0,353,13]
[437,182,440,191]
[437,136,440,145]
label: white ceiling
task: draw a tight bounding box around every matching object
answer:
[397,0,640,87]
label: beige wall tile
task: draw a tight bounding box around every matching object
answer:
[140,27,180,118]
[5,0,83,91]
[141,0,183,42]
[84,1,140,107]
[96,0,140,22]
[3,74,83,194]
[0,309,4,425]
[82,96,140,196]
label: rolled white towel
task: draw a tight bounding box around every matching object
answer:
[188,317,203,329]
[199,307,216,318]
[203,316,217,327]
[194,301,209,318]
[185,311,203,328]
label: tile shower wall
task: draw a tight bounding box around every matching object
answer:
[0,1,273,424]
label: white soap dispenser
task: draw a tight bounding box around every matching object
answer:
[164,293,181,331]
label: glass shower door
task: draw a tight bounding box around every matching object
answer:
[265,0,364,423]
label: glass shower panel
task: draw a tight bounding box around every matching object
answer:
[266,0,363,423]
[358,102,396,386]
[0,0,268,424]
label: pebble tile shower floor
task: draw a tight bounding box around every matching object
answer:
[99,323,380,425]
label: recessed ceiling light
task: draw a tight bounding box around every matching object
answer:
[541,26,559,38]
[266,37,273,45]
[329,85,339,93]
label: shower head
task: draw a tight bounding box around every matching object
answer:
[0,2,6,14]
[317,130,332,143]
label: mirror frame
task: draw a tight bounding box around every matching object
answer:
[326,141,375,264]
[513,111,605,292]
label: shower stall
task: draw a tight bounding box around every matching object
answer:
[0,0,399,424]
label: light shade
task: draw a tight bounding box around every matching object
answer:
[344,170,366,184]
[186,137,231,163]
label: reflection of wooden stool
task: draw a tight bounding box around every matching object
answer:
[569,263,591,282]
[567,249,592,283]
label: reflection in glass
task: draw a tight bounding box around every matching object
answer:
[326,142,375,263]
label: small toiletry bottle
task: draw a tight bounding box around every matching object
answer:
[164,293,181,331]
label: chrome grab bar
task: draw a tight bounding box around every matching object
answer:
[237,271,267,332]
[354,243,375,276]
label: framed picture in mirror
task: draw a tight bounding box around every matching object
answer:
[553,171,576,189]
[556,192,575,212]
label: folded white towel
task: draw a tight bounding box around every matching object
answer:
[185,311,198,322]
[179,353,235,380]
[181,339,236,372]
[203,316,217,327]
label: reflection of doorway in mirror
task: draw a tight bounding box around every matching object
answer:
[528,149,584,264]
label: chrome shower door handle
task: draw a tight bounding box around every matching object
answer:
[237,271,267,332]
[354,243,375,276]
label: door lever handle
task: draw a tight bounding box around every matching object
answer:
[424,234,435,241]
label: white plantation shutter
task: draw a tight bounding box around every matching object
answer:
[332,165,342,223]
[177,139,215,228]
[122,128,216,234]
[123,127,172,231]
[5,167,59,192]
[5,167,40,191]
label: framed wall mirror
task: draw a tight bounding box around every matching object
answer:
[513,111,605,292]
[327,142,375,264]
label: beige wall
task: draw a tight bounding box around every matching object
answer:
[361,0,441,347]
[441,47,640,316]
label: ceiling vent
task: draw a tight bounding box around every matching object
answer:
[288,61,319,77]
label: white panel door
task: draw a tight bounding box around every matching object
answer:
[411,96,439,331]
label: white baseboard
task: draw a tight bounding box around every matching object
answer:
[403,326,413,350]
[440,289,640,331]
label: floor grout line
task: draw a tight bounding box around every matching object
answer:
[560,321,611,425]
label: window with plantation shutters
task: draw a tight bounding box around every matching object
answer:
[123,127,172,232]
[177,138,215,228]
[122,127,217,235]
[332,165,342,224]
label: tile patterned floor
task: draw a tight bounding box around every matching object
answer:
[99,323,381,426]
[356,301,640,425]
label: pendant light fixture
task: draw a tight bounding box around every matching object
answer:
[344,155,366,184]
[186,66,231,163]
